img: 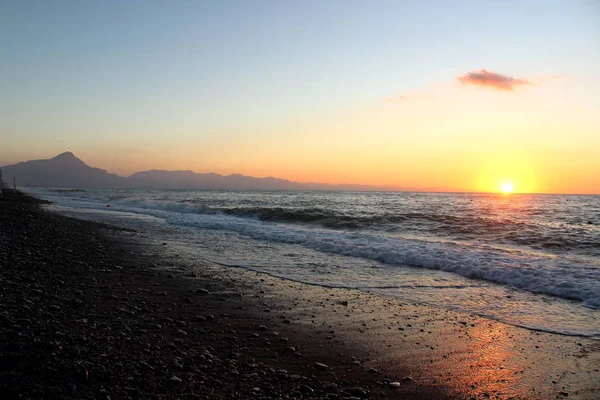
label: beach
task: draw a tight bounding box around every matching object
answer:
[1,191,598,399]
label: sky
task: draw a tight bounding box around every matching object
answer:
[1,0,599,193]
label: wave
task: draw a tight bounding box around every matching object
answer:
[32,192,600,309]
[47,188,89,193]
[107,199,600,254]
[154,209,600,310]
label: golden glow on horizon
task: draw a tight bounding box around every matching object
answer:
[474,153,538,194]
[500,181,514,194]
[3,77,598,194]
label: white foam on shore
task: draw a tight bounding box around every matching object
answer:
[26,187,600,337]
[38,191,598,309]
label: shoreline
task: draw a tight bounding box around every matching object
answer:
[1,191,599,399]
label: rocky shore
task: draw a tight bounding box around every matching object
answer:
[0,191,449,399]
[2,191,599,399]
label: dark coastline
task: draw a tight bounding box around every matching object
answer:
[0,191,449,399]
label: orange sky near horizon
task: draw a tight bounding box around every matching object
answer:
[56,78,600,195]
[2,77,599,194]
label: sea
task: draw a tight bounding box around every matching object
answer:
[24,188,600,338]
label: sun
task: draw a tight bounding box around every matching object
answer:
[500,181,514,194]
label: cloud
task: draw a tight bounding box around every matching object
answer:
[385,93,435,102]
[457,69,532,91]
[385,96,410,102]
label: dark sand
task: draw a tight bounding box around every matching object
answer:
[1,191,598,399]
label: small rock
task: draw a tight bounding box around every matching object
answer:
[300,385,314,394]
[388,381,401,388]
[315,362,328,370]
[348,387,369,397]
[167,376,182,384]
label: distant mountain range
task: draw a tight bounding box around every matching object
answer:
[1,152,406,191]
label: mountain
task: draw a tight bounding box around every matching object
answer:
[1,152,405,191]
[126,170,303,190]
[1,152,124,188]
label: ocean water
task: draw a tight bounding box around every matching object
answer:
[26,188,600,337]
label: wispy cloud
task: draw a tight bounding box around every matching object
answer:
[385,93,435,102]
[457,69,532,91]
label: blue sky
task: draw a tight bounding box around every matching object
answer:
[3,1,597,127]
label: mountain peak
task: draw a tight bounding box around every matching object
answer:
[49,151,88,168]
[52,151,77,160]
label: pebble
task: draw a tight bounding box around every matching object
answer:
[388,381,401,388]
[300,385,314,394]
[315,362,329,370]
[347,387,369,397]
[139,361,153,369]
[167,376,182,384]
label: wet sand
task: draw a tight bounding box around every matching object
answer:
[1,191,598,399]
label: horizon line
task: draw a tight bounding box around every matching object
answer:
[2,151,600,196]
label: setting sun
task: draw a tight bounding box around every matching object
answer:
[501,182,514,194]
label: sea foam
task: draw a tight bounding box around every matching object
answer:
[27,189,600,310]
[106,199,600,309]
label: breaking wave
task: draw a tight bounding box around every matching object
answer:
[102,199,600,310]
[109,199,600,254]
